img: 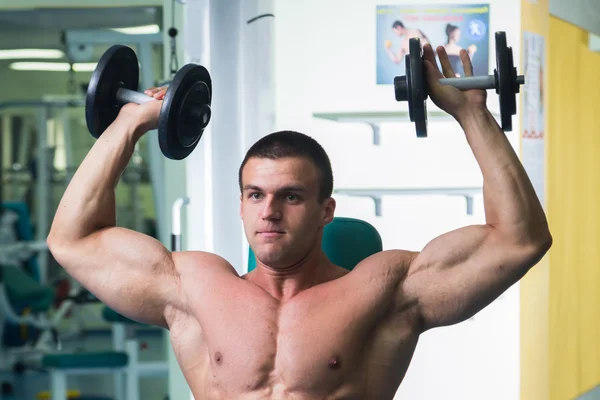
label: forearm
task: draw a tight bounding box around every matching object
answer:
[457,107,549,242]
[49,121,140,243]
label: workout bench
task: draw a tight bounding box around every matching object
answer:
[41,307,169,400]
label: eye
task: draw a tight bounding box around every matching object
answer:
[249,192,263,200]
[285,194,299,201]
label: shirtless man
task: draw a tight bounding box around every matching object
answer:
[385,20,430,65]
[47,44,552,399]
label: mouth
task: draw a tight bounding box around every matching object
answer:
[257,231,285,238]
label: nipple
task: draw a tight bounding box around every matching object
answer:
[328,356,341,370]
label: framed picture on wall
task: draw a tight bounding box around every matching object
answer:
[376,4,490,85]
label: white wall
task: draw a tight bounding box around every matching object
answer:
[274,0,522,399]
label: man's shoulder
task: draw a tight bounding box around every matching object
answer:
[356,249,418,267]
[172,250,240,277]
[350,249,419,280]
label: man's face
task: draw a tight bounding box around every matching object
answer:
[240,156,335,269]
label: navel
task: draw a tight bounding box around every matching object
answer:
[214,351,223,365]
[328,356,341,370]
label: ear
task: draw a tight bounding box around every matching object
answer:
[239,195,243,219]
[322,197,336,225]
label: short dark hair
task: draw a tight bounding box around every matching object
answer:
[392,20,404,29]
[446,23,459,42]
[238,130,334,202]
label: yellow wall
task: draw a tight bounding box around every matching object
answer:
[547,17,600,400]
[520,1,550,399]
[521,6,600,398]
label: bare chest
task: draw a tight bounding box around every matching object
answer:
[170,286,418,398]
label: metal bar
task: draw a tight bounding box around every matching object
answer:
[366,122,381,146]
[2,115,11,170]
[312,110,474,124]
[0,115,6,211]
[439,75,496,90]
[36,106,49,285]
[17,118,33,169]
[335,187,482,217]
[136,362,169,376]
[61,109,74,185]
[171,197,190,251]
[334,187,482,197]
[116,88,155,105]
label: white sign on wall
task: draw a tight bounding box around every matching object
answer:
[521,31,545,208]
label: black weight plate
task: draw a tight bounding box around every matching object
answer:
[394,75,409,102]
[495,32,515,132]
[405,54,414,122]
[85,45,139,138]
[158,64,212,160]
[408,38,428,137]
[507,47,517,115]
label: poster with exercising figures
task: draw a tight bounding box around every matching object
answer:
[376,4,490,85]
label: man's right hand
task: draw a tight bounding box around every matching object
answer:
[115,86,168,137]
[422,43,487,121]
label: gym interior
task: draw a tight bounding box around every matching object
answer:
[0,1,598,399]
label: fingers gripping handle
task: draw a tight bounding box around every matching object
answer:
[116,88,155,105]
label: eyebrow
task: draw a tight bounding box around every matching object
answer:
[243,185,306,193]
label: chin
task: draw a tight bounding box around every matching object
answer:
[254,247,291,268]
[255,250,284,266]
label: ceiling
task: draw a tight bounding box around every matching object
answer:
[0,6,161,32]
[0,6,166,101]
[0,6,163,52]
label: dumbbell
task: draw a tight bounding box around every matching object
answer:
[85,45,212,160]
[393,31,524,137]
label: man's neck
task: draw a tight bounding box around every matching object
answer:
[249,253,346,302]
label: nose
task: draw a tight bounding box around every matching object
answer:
[260,196,282,220]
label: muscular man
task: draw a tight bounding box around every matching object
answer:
[385,20,430,65]
[47,44,552,399]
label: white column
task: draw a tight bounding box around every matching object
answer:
[242,0,276,148]
[208,0,246,273]
[182,0,211,256]
[241,0,276,265]
[167,1,276,399]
